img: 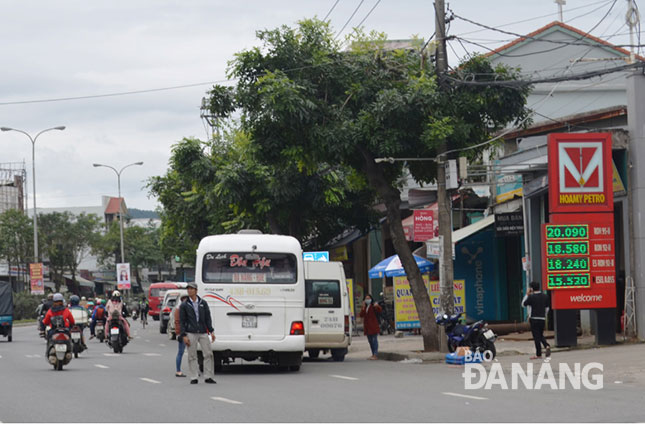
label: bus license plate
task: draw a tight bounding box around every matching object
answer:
[242,316,257,328]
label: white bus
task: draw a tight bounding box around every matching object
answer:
[196,231,305,371]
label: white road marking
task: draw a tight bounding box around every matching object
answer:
[94,364,109,369]
[143,353,161,357]
[442,392,488,401]
[614,381,623,384]
[159,344,166,347]
[25,354,40,358]
[329,374,359,381]
[103,353,120,357]
[140,377,161,384]
[145,339,150,342]
[211,397,243,405]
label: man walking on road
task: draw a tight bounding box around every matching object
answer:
[179,282,216,384]
[522,281,551,360]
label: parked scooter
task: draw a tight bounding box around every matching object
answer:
[70,324,86,358]
[106,311,129,353]
[377,293,395,335]
[46,316,73,370]
[95,321,106,343]
[436,312,497,358]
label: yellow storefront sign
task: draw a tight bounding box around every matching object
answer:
[393,276,465,330]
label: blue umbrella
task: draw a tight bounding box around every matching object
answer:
[368,254,434,278]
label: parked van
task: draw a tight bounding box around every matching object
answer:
[304,261,351,361]
[196,231,305,371]
[160,289,188,337]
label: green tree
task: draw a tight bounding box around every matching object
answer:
[39,212,102,293]
[0,209,33,287]
[39,212,74,292]
[93,222,167,293]
[148,129,378,261]
[206,19,529,350]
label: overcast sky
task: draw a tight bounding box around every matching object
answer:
[0,0,637,211]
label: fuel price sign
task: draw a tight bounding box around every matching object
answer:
[543,224,590,290]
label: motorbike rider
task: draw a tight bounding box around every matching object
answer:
[38,293,55,333]
[105,291,131,339]
[68,295,89,349]
[89,299,107,338]
[42,293,75,353]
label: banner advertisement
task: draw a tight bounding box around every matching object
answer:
[394,275,466,329]
[29,263,45,295]
[346,278,355,318]
[116,263,131,290]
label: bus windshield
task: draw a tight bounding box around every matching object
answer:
[202,252,297,284]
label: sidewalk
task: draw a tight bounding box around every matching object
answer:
[347,331,636,363]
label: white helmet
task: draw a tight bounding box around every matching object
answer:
[53,293,64,302]
[112,290,121,298]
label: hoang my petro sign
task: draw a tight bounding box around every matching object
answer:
[547,132,613,214]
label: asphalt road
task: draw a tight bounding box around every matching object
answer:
[1,323,644,422]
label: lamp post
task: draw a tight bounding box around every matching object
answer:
[1,126,66,263]
[93,162,143,264]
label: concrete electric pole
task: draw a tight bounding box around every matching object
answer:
[434,0,455,321]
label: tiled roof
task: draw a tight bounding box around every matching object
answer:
[104,197,125,215]
[486,21,645,62]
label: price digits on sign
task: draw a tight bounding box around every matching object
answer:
[547,273,591,289]
[545,224,588,240]
[546,241,589,256]
[547,257,589,272]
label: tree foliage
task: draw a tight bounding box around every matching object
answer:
[38,212,101,293]
[205,19,530,351]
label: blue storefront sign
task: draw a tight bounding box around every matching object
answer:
[303,251,330,262]
[454,228,504,321]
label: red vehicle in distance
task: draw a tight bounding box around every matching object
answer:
[148,282,187,321]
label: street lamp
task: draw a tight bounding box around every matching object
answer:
[93,162,144,264]
[1,126,66,263]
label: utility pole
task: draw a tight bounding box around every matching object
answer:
[434,0,455,323]
[627,0,640,64]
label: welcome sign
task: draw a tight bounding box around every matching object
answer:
[548,133,613,213]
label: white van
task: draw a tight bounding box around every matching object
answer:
[161,289,188,338]
[304,261,351,361]
[196,231,305,371]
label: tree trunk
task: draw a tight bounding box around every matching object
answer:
[360,147,440,351]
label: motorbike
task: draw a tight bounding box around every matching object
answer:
[46,316,73,370]
[131,309,139,321]
[95,321,106,342]
[106,311,129,353]
[436,312,497,359]
[377,296,395,335]
[70,324,86,358]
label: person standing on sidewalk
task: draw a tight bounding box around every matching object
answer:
[359,294,382,360]
[522,281,551,360]
[179,282,216,384]
[173,294,189,377]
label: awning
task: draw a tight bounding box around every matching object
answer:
[425,214,495,258]
[63,274,95,288]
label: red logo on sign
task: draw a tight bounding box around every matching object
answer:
[548,133,613,213]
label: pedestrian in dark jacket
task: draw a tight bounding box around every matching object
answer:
[179,282,216,384]
[359,293,382,360]
[522,281,551,359]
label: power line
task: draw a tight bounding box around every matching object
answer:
[0,80,231,106]
[323,0,340,21]
[452,0,613,37]
[353,0,382,29]
[334,0,366,40]
[446,60,643,87]
[452,1,638,49]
